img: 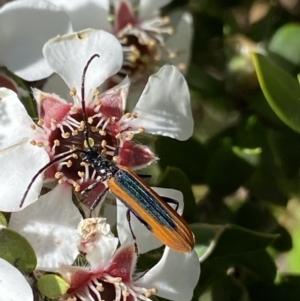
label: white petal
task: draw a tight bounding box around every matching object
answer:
[0,0,72,81]
[47,0,112,32]
[0,88,36,150]
[117,187,184,254]
[43,29,123,102]
[128,65,193,140]
[9,184,82,271]
[0,258,33,301]
[163,11,193,74]
[138,0,172,20]
[0,139,49,212]
[136,248,200,301]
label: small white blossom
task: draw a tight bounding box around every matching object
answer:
[60,218,200,301]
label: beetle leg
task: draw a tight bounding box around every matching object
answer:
[161,197,179,211]
[126,209,139,254]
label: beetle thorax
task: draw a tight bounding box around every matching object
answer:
[82,150,119,179]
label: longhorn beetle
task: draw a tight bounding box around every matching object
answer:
[20,54,195,253]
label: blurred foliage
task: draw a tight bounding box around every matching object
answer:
[162,0,300,300]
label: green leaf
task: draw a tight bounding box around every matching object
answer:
[211,275,250,301]
[269,23,300,65]
[204,145,256,196]
[234,202,292,252]
[287,221,300,273]
[248,276,300,301]
[37,274,70,298]
[232,146,261,167]
[199,250,277,296]
[195,224,278,294]
[252,53,300,133]
[0,212,7,226]
[0,228,36,273]
[186,65,223,97]
[268,130,300,178]
[155,136,208,183]
[192,223,277,262]
[191,223,223,262]
[211,224,277,257]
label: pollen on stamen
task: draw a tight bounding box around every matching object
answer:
[51,118,57,124]
[30,140,37,145]
[150,288,158,294]
[78,121,85,131]
[167,26,174,35]
[72,130,79,136]
[144,287,158,298]
[91,126,98,133]
[62,132,71,139]
[88,117,93,124]
[138,127,145,133]
[30,124,36,130]
[132,112,138,118]
[72,153,79,159]
[96,284,104,292]
[112,156,119,163]
[101,149,107,156]
[168,51,176,59]
[55,172,64,179]
[37,119,44,126]
[126,132,135,140]
[73,182,81,192]
[54,139,60,146]
[114,277,122,284]
[99,129,106,136]
[177,63,186,71]
[36,141,44,147]
[78,171,85,178]
[93,89,100,96]
[162,16,170,24]
[67,160,73,167]
[101,140,107,148]
[58,178,66,184]
[70,87,77,96]
[70,106,78,114]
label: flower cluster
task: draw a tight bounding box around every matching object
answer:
[0,0,192,97]
[0,26,199,301]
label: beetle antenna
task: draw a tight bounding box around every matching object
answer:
[19,149,86,208]
[81,54,100,149]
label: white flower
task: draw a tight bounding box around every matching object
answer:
[0,0,72,81]
[9,183,82,271]
[0,258,33,301]
[45,0,193,93]
[60,218,200,301]
[0,0,192,86]
[0,28,193,212]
